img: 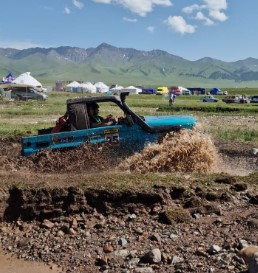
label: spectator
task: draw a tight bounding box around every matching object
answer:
[169,92,176,106]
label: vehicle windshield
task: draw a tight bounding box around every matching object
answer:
[95,101,125,118]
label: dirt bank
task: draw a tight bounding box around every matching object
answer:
[0,130,258,272]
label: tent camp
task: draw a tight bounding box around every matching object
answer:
[110,85,124,95]
[169,86,190,96]
[66,81,80,92]
[2,72,15,83]
[121,86,141,95]
[78,82,97,93]
[94,82,109,93]
[13,72,42,87]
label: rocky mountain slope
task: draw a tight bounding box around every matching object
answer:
[1,43,258,86]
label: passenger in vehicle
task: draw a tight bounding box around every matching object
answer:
[51,112,70,133]
[87,103,117,128]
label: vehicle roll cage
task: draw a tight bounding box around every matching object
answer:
[67,92,181,134]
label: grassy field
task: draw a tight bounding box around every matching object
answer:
[0,89,258,143]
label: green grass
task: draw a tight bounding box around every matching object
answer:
[1,90,258,143]
[209,127,258,142]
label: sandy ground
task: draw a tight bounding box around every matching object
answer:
[0,249,61,273]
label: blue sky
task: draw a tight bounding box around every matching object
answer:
[0,0,257,62]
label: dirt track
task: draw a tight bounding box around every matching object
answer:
[0,121,258,272]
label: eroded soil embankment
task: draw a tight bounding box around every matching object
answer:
[1,177,258,222]
[0,178,258,273]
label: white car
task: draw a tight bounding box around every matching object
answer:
[217,90,228,95]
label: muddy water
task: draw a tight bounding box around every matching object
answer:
[1,128,257,176]
[118,128,219,174]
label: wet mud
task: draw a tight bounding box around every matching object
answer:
[0,129,258,272]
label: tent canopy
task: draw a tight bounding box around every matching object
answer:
[121,85,141,94]
[13,72,42,87]
[79,82,97,93]
[66,81,80,87]
[94,82,109,93]
[2,72,15,83]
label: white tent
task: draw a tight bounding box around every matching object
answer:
[94,82,109,93]
[13,72,42,87]
[121,85,141,94]
[66,81,80,92]
[110,85,124,95]
[79,82,97,93]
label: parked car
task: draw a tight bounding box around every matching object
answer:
[1,84,48,101]
[222,95,248,103]
[222,96,240,103]
[156,86,168,95]
[140,88,156,94]
[200,95,218,102]
[11,86,48,101]
[182,89,192,95]
[217,90,228,95]
[249,95,258,103]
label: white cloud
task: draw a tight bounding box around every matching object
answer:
[195,11,214,25]
[147,26,155,33]
[0,41,42,50]
[123,17,138,22]
[182,4,202,14]
[209,9,227,21]
[203,0,227,11]
[92,0,173,16]
[64,7,71,14]
[182,0,228,23]
[204,0,228,21]
[165,16,196,34]
[93,0,111,3]
[72,0,84,9]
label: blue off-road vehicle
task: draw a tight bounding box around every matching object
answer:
[21,92,196,156]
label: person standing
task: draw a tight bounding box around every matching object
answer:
[169,91,175,106]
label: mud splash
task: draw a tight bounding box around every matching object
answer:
[118,129,219,174]
[3,144,118,173]
[1,129,220,174]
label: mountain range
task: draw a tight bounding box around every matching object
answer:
[1,43,258,87]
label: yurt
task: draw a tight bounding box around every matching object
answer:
[13,72,42,87]
[110,85,124,95]
[79,82,97,93]
[66,81,80,92]
[121,86,141,94]
[94,82,109,93]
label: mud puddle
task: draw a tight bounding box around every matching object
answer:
[0,129,257,176]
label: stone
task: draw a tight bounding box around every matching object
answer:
[208,245,221,254]
[143,248,161,264]
[41,219,55,229]
[134,267,153,273]
[103,245,113,253]
[118,238,128,246]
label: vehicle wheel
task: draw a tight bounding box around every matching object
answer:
[14,95,21,101]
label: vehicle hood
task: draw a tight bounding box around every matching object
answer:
[144,115,196,129]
